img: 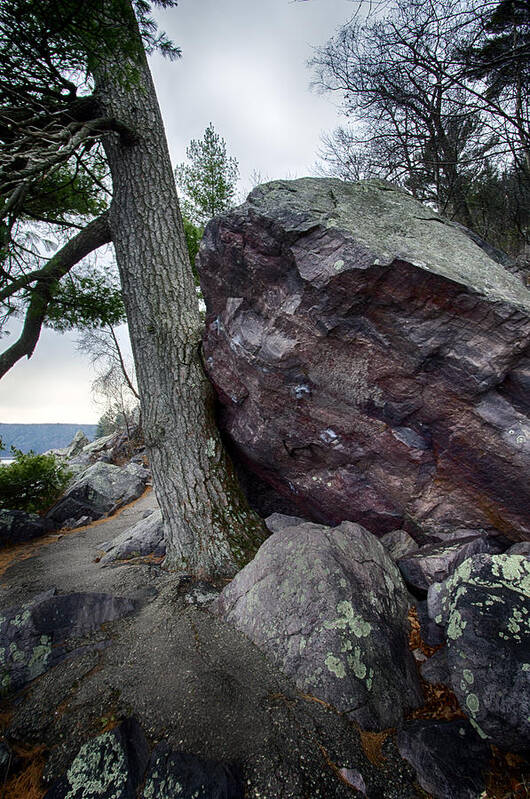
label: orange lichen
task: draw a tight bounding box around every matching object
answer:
[357,729,392,766]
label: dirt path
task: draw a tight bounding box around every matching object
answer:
[0,493,420,798]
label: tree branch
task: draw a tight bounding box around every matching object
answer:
[0,211,111,379]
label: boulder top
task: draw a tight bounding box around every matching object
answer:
[242,178,530,314]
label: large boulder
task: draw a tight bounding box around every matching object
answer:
[47,461,148,525]
[436,553,530,752]
[199,178,530,540]
[212,520,422,729]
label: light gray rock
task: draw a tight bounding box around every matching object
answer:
[212,520,422,729]
[397,535,500,592]
[264,512,306,533]
[81,433,116,455]
[380,530,419,560]
[436,554,530,751]
[100,509,165,564]
[64,431,90,459]
[46,462,148,526]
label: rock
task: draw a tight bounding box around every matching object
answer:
[199,177,530,541]
[81,433,117,455]
[415,599,445,648]
[0,589,135,696]
[142,742,244,799]
[339,767,367,794]
[419,648,450,686]
[64,431,90,459]
[183,580,220,606]
[46,462,148,526]
[397,535,500,592]
[397,719,490,799]
[380,529,419,560]
[436,553,530,751]
[99,509,165,564]
[44,718,149,799]
[0,509,55,548]
[507,541,530,556]
[264,512,307,533]
[212,520,422,729]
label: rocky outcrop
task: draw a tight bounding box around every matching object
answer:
[435,554,530,752]
[212,519,422,729]
[199,178,530,540]
[46,461,148,526]
[0,509,55,548]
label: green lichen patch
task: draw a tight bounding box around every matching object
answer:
[325,653,346,679]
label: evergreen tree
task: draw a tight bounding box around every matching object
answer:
[175,124,239,226]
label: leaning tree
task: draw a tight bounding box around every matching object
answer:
[0,0,265,575]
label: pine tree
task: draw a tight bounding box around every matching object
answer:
[175,124,239,226]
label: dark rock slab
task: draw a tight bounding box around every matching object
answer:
[0,509,55,548]
[397,719,491,799]
[142,742,244,799]
[507,541,530,556]
[0,589,135,696]
[44,718,149,799]
[100,509,165,564]
[199,177,530,540]
[397,535,500,592]
[437,553,530,751]
[212,520,422,729]
[380,529,419,560]
[416,599,445,647]
[47,462,148,526]
[419,648,450,686]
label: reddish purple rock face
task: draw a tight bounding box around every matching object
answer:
[199,179,530,541]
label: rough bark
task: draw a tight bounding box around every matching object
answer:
[0,211,111,378]
[95,9,265,577]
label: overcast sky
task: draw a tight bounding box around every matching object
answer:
[0,0,355,424]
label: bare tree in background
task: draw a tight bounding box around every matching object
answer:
[311,0,529,251]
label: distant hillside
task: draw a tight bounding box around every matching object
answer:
[0,423,98,455]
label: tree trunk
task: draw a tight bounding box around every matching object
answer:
[95,8,265,577]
